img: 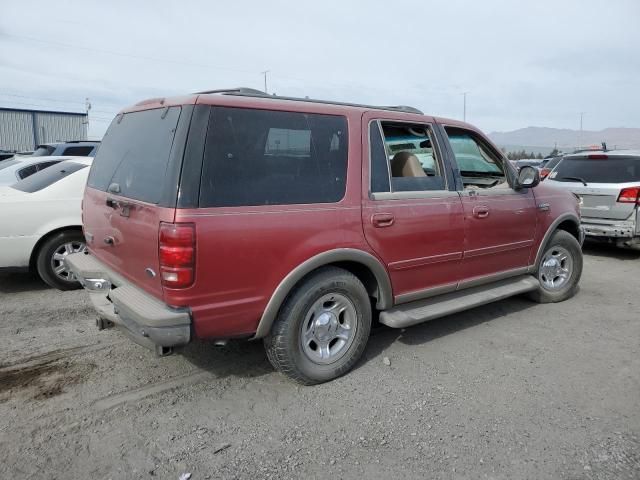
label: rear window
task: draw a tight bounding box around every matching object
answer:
[199,107,348,207]
[12,161,87,193]
[87,107,181,203]
[62,145,94,156]
[551,157,640,183]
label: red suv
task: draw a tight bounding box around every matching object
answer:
[67,88,584,384]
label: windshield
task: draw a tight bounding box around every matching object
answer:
[12,161,88,193]
[549,157,640,183]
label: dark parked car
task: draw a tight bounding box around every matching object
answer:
[67,88,584,384]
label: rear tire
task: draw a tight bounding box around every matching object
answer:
[528,230,582,303]
[264,267,372,385]
[35,230,86,291]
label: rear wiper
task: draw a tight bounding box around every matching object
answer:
[557,176,588,186]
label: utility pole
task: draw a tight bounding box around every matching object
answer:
[579,111,586,149]
[261,70,270,94]
[462,92,469,122]
[84,97,91,139]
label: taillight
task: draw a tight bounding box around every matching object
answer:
[540,168,551,179]
[159,222,195,288]
[588,154,608,159]
[617,187,640,205]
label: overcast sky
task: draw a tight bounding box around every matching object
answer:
[1,0,639,138]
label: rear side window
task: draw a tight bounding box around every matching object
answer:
[62,145,94,156]
[13,161,87,193]
[199,107,348,207]
[550,157,640,183]
[87,107,181,203]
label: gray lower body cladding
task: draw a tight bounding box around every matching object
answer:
[65,252,191,350]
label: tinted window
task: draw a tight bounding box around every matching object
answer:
[13,161,87,193]
[17,164,38,179]
[550,157,640,183]
[62,146,94,156]
[199,107,348,207]
[32,145,56,156]
[87,107,181,203]
[36,160,60,171]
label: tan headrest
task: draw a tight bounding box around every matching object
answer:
[391,151,426,177]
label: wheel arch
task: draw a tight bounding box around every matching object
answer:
[531,213,582,270]
[253,248,393,339]
[28,225,83,271]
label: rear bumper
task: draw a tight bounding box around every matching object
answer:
[581,218,636,239]
[65,252,191,351]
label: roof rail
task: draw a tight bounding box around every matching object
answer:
[195,87,424,115]
[194,87,268,96]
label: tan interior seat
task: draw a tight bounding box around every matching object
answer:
[391,151,426,177]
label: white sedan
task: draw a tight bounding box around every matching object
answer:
[0,157,91,290]
[0,155,72,186]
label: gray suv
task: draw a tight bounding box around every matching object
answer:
[546,151,640,250]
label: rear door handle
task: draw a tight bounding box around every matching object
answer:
[372,213,395,228]
[473,205,490,219]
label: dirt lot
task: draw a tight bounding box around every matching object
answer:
[1,244,639,480]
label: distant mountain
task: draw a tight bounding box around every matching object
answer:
[489,127,640,152]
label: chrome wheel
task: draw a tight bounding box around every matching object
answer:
[539,245,573,291]
[50,241,86,282]
[300,293,358,365]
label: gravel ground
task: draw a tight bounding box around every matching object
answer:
[1,243,639,480]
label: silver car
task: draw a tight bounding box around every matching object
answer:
[545,151,640,250]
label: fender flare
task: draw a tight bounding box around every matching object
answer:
[530,213,582,271]
[253,248,393,339]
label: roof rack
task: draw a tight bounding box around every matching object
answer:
[194,87,423,115]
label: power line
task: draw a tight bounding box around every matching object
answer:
[2,33,258,75]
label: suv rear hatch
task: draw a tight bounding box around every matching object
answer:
[83,102,193,299]
[548,155,640,220]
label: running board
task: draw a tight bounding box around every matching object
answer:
[379,275,539,329]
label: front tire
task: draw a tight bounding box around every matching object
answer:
[528,230,583,303]
[35,230,86,291]
[264,267,372,385]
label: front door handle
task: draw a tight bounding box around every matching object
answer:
[372,213,395,228]
[473,205,490,219]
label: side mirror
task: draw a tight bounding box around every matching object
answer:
[517,166,540,189]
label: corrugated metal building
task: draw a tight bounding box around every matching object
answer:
[0,107,88,152]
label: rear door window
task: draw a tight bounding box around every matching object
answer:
[13,161,88,193]
[550,157,640,183]
[370,121,446,193]
[199,107,348,207]
[87,107,181,203]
